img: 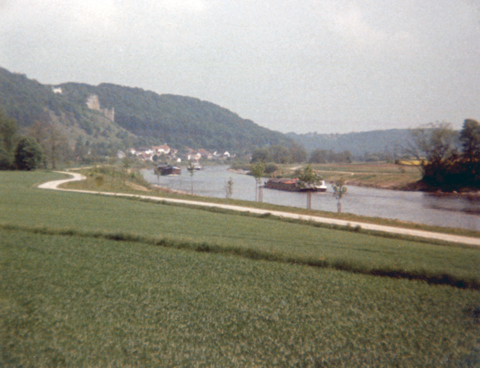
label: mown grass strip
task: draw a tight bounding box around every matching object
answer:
[2,223,479,290]
[118,195,479,249]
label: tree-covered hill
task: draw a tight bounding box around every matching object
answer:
[287,129,411,158]
[0,66,292,153]
[0,67,134,150]
[58,82,292,152]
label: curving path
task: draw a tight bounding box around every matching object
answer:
[38,171,480,247]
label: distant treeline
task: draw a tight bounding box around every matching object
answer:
[249,144,355,165]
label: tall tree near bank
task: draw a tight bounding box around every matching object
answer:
[405,123,458,188]
[460,119,480,163]
[250,161,265,202]
[14,137,43,170]
[187,161,195,195]
[333,179,347,213]
[297,165,322,209]
[458,119,480,188]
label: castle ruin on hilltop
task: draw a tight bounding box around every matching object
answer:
[86,95,115,122]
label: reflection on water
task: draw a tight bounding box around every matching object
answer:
[143,166,480,231]
[423,194,480,215]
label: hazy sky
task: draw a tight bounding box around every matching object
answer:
[0,0,479,134]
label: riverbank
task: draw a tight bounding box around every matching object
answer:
[64,166,480,239]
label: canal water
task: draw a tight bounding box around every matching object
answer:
[142,165,480,231]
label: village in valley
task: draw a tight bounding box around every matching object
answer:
[123,145,232,164]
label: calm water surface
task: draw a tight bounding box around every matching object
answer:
[143,165,480,231]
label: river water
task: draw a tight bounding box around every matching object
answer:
[142,165,480,231]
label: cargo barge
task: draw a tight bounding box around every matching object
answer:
[264,178,327,192]
[155,165,182,176]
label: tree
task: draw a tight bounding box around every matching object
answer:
[14,137,44,170]
[332,178,347,213]
[289,143,307,163]
[250,161,265,202]
[0,110,19,169]
[458,119,480,188]
[270,145,291,164]
[251,148,271,163]
[460,119,480,163]
[297,165,322,209]
[122,156,132,185]
[0,140,10,170]
[26,121,70,169]
[309,149,329,164]
[225,177,234,199]
[405,123,458,188]
[187,161,195,195]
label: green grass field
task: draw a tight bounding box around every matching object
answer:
[1,171,479,366]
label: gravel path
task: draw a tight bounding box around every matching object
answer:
[38,171,480,247]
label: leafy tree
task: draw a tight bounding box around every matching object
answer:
[0,110,19,169]
[332,179,347,213]
[270,145,291,164]
[289,143,307,163]
[251,148,271,163]
[458,119,480,188]
[14,137,44,170]
[224,177,234,199]
[405,123,459,188]
[0,140,10,170]
[121,156,132,185]
[460,119,480,162]
[309,149,328,164]
[250,161,265,202]
[297,165,322,209]
[26,121,70,169]
[187,161,195,195]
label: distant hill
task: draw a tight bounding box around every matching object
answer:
[0,66,292,153]
[0,67,134,152]
[57,82,293,152]
[286,129,412,158]
[0,66,417,158]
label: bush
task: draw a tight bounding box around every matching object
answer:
[14,137,43,170]
[264,163,278,174]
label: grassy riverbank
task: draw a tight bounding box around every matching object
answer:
[65,165,480,239]
[1,170,479,366]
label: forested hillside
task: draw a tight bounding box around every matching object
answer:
[58,82,292,152]
[0,66,291,153]
[0,67,134,151]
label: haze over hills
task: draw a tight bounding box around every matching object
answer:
[0,66,413,158]
[286,130,411,157]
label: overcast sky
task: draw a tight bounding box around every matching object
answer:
[0,0,479,134]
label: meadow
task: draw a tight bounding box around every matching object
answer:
[0,170,479,366]
[307,162,422,190]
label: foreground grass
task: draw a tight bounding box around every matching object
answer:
[2,171,480,288]
[1,229,479,367]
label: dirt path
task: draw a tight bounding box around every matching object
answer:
[38,171,480,247]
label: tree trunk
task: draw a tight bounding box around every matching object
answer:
[337,201,342,213]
